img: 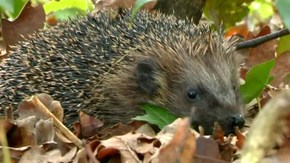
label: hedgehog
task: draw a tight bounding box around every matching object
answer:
[0,10,245,135]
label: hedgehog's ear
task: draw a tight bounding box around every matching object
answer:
[136,59,159,95]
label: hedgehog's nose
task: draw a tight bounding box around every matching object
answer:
[228,114,245,131]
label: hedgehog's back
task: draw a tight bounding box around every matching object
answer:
[0,10,195,123]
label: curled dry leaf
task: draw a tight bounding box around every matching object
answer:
[94,132,159,162]
[83,119,186,163]
[1,94,82,162]
[18,93,63,122]
[17,94,82,148]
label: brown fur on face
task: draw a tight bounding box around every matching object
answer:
[93,26,244,135]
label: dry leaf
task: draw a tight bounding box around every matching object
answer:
[151,118,196,163]
[195,137,220,162]
[77,111,104,139]
[1,2,45,48]
[35,118,55,145]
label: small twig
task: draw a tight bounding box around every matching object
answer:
[28,96,83,148]
[235,28,290,50]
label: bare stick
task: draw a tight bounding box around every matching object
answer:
[26,96,83,148]
[235,28,289,50]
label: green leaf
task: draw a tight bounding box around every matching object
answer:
[248,0,274,26]
[130,0,155,27]
[132,103,178,129]
[53,7,86,21]
[0,0,27,20]
[277,0,290,31]
[43,0,93,15]
[204,0,253,29]
[240,59,275,103]
[277,35,290,56]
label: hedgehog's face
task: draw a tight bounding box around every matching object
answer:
[135,44,245,135]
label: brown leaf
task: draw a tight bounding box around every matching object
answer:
[46,14,58,26]
[1,2,45,48]
[84,139,100,162]
[254,26,271,38]
[36,93,64,122]
[225,24,249,39]
[97,147,120,160]
[212,122,225,144]
[244,29,276,68]
[18,95,82,148]
[235,127,245,150]
[272,52,290,86]
[0,146,31,162]
[18,146,61,163]
[73,122,82,138]
[8,116,38,147]
[195,137,220,163]
[242,26,290,87]
[78,111,104,139]
[220,142,236,162]
[152,118,196,163]
[73,148,90,163]
[17,93,63,121]
[97,123,135,139]
[0,118,15,134]
[94,132,158,162]
[35,118,55,145]
[135,137,160,154]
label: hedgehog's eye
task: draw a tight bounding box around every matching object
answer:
[187,88,197,101]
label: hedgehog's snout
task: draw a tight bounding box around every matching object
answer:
[222,113,245,134]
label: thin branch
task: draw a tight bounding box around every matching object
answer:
[235,28,290,50]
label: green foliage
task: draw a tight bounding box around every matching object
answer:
[204,0,253,29]
[133,103,178,129]
[277,0,290,31]
[44,0,93,20]
[130,0,155,27]
[0,0,93,22]
[51,7,86,21]
[44,0,92,14]
[248,0,274,27]
[277,35,290,56]
[0,0,27,20]
[240,59,275,104]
